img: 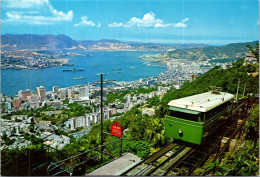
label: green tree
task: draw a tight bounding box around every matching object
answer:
[145,118,166,147]
[204,144,259,176]
[2,133,15,146]
[247,43,259,63]
[245,105,259,148]
[122,140,151,159]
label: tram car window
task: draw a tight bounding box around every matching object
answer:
[169,110,201,122]
[165,91,234,145]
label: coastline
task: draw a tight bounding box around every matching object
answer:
[1,51,165,96]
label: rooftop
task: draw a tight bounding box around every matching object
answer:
[168,91,234,112]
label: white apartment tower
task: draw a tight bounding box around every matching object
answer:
[36,86,46,100]
[68,88,75,98]
[79,87,89,99]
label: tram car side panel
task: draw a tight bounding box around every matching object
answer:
[202,101,233,139]
[165,92,234,145]
[165,115,204,144]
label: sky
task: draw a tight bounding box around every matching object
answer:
[1,0,259,45]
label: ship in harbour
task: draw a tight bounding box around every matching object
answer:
[63,68,84,72]
[94,79,116,84]
[73,77,85,80]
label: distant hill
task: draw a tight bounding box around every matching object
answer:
[164,41,259,61]
[1,34,209,51]
[1,34,78,50]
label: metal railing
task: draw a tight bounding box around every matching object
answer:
[47,137,123,176]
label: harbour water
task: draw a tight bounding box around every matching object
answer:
[2,51,166,96]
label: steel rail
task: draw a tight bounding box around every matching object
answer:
[154,146,193,176]
[120,141,178,176]
[144,142,178,164]
[140,146,188,176]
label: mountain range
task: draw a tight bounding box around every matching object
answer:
[1,34,209,51]
[162,41,258,61]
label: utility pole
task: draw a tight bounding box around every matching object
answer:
[100,74,104,163]
[235,79,240,102]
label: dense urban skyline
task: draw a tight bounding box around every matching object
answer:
[1,0,259,45]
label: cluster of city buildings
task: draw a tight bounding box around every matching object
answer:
[1,50,70,70]
[243,54,258,66]
[63,85,171,130]
[2,55,233,150]
[1,116,71,150]
[1,77,173,150]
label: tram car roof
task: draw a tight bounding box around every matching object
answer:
[168,92,234,113]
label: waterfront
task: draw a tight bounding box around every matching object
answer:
[2,51,165,96]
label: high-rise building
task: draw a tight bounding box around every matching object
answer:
[18,89,32,100]
[12,98,22,108]
[158,86,163,92]
[52,86,59,93]
[5,102,11,112]
[36,86,46,100]
[60,91,66,100]
[126,94,131,104]
[79,87,89,99]
[133,95,137,102]
[190,74,197,82]
[68,88,75,98]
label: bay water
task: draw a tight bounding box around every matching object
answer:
[2,51,166,96]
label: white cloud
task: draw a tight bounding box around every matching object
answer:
[2,0,73,25]
[108,22,123,27]
[256,20,259,26]
[97,22,101,28]
[173,18,189,28]
[124,12,172,28]
[154,23,172,28]
[108,12,173,28]
[4,0,49,8]
[74,16,95,27]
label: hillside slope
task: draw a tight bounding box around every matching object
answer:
[1,34,78,50]
[156,59,259,116]
[163,41,258,61]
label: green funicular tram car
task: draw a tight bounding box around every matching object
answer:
[165,91,234,145]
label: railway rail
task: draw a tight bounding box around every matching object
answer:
[120,98,253,176]
[120,143,189,176]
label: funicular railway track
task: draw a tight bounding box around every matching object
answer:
[120,98,252,176]
[120,142,190,176]
[166,99,249,176]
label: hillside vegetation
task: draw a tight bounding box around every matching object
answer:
[156,58,259,116]
[163,41,258,61]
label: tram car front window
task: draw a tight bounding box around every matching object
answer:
[169,110,200,122]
